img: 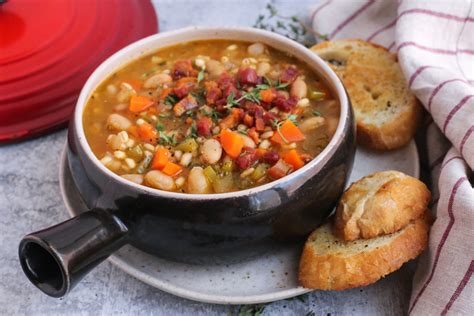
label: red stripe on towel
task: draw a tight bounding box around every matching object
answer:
[428,79,467,111]
[329,0,375,38]
[443,95,474,133]
[409,177,468,314]
[397,42,474,55]
[441,261,474,315]
[460,125,474,156]
[408,66,436,88]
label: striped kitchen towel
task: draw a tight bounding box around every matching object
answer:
[311,0,473,315]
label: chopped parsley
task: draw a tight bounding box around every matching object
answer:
[189,122,198,139]
[156,123,165,131]
[158,131,176,146]
[312,110,321,117]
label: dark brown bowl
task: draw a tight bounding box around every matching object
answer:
[19,27,355,298]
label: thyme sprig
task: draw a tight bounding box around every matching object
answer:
[254,3,328,47]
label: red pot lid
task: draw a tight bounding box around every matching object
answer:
[0,0,158,142]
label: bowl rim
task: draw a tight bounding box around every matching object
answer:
[74,26,351,200]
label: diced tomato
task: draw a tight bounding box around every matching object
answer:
[235,148,258,170]
[173,77,196,98]
[197,117,213,136]
[173,94,198,116]
[280,66,299,83]
[204,81,222,105]
[172,60,197,79]
[236,68,258,86]
[267,159,293,180]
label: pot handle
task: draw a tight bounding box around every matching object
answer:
[18,209,128,297]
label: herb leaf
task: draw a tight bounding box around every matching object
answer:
[164,93,179,106]
[197,68,205,83]
[158,131,176,146]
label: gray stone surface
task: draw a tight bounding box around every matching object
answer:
[0,0,413,315]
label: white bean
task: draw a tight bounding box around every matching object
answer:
[107,113,131,131]
[256,62,271,76]
[143,73,172,88]
[145,170,176,191]
[259,139,271,149]
[106,134,123,150]
[114,150,126,160]
[291,78,307,99]
[299,117,326,132]
[180,152,193,167]
[206,60,225,78]
[260,131,274,139]
[240,167,255,178]
[107,84,118,95]
[247,43,265,56]
[187,167,211,194]
[200,139,222,164]
[122,174,143,184]
[240,134,256,148]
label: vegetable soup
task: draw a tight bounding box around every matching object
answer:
[83,40,340,193]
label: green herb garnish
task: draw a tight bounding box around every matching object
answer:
[189,122,198,139]
[275,81,289,90]
[164,93,179,106]
[156,123,165,131]
[158,131,176,146]
[236,304,266,316]
[197,68,205,83]
[312,110,321,117]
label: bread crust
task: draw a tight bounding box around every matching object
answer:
[334,171,431,240]
[311,39,422,150]
[298,217,430,290]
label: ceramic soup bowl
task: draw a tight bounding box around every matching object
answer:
[19,27,355,297]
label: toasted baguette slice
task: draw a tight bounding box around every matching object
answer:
[299,216,430,290]
[334,170,431,241]
[311,39,422,150]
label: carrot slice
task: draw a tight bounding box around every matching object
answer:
[151,148,170,170]
[255,148,267,159]
[270,120,306,144]
[129,95,154,113]
[220,129,244,159]
[259,89,276,103]
[159,88,173,100]
[283,149,305,170]
[138,122,158,145]
[161,161,183,176]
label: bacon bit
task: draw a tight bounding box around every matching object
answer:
[280,66,299,83]
[300,153,313,163]
[172,60,197,79]
[274,95,298,112]
[219,108,244,129]
[204,81,222,105]
[235,147,258,170]
[263,111,278,124]
[255,118,265,131]
[159,88,173,100]
[243,114,254,127]
[237,68,258,86]
[197,117,212,136]
[173,94,198,116]
[247,128,260,144]
[217,72,235,88]
[173,77,196,98]
[262,151,280,165]
[267,159,293,180]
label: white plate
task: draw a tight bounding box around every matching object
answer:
[59,141,419,304]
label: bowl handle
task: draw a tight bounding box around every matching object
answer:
[18,209,128,297]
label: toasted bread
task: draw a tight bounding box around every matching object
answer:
[298,216,430,290]
[334,170,431,240]
[311,39,422,150]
